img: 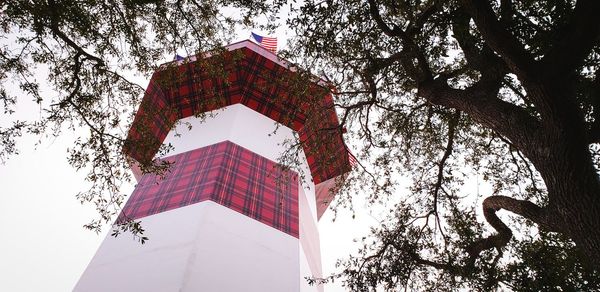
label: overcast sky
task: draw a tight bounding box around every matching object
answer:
[0,25,390,290]
[0,130,382,292]
[0,9,492,288]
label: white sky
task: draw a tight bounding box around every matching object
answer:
[0,129,381,292]
[0,10,492,290]
[0,27,386,291]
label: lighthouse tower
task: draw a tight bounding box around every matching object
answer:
[74,41,351,292]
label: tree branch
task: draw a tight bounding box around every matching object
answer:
[540,0,600,76]
[499,0,514,25]
[46,0,105,67]
[418,78,542,155]
[452,8,507,74]
[368,0,433,82]
[432,111,460,234]
[406,1,440,36]
[496,133,543,195]
[466,195,562,266]
[405,249,455,272]
[460,0,537,79]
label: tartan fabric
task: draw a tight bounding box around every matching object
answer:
[120,141,299,238]
[125,44,351,184]
[124,78,178,163]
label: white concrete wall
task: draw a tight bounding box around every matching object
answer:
[75,201,299,292]
[161,104,324,291]
[299,182,323,282]
[300,244,324,292]
[161,104,319,221]
[298,174,322,292]
[78,104,324,292]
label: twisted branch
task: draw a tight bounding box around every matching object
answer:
[466,195,562,267]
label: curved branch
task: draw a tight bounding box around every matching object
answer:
[466,195,562,265]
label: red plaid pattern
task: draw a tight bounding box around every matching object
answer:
[125,45,351,184]
[120,141,299,238]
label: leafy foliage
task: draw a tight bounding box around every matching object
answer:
[0,0,282,237]
[2,0,600,290]
[283,0,600,290]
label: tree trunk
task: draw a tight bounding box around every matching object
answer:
[524,77,600,267]
[537,137,600,267]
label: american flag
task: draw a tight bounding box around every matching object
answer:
[251,32,277,53]
[346,146,359,167]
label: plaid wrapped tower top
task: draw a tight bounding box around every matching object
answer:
[124,41,352,201]
[75,40,351,292]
